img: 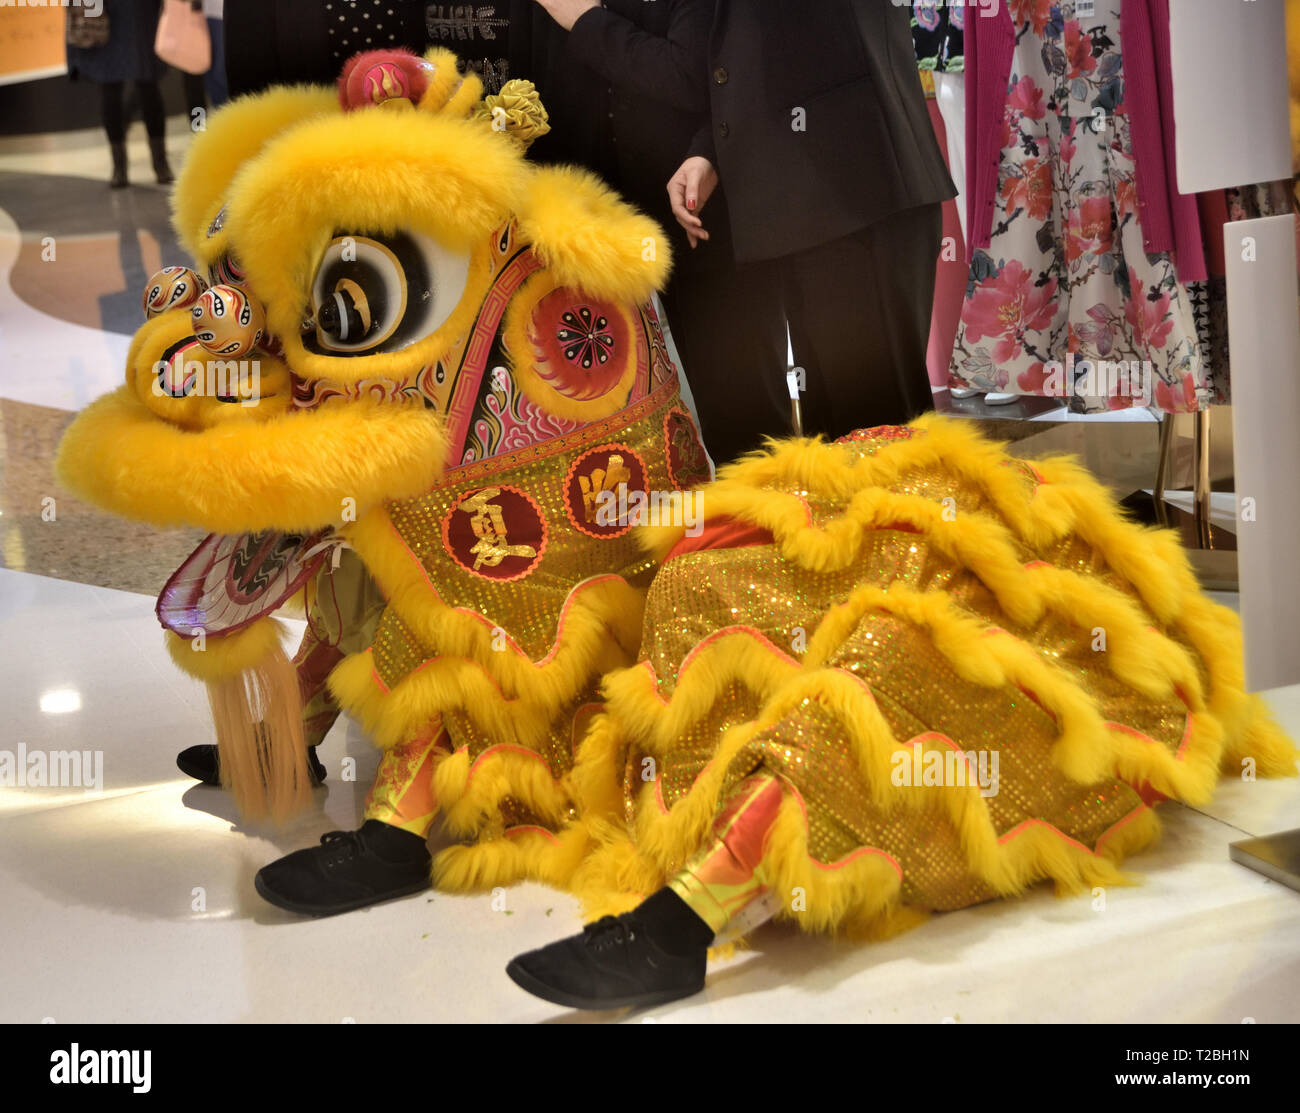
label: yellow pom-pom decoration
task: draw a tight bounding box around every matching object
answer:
[475,79,550,149]
[143,266,208,318]
[192,284,266,357]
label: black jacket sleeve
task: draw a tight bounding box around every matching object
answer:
[685,121,716,164]
[565,0,712,114]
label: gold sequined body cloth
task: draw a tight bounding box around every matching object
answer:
[431,417,1296,939]
[329,245,714,850]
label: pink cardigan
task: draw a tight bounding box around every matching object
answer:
[965,0,1206,284]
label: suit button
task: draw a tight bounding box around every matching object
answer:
[719,122,730,137]
[714,67,728,85]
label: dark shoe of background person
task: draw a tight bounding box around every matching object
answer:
[109,142,128,189]
[149,137,174,185]
[506,888,711,1010]
[253,819,432,917]
[176,743,327,787]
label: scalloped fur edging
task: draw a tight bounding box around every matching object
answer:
[346,507,646,703]
[427,573,1292,932]
[421,420,1293,936]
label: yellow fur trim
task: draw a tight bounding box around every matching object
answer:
[123,307,296,432]
[434,824,592,893]
[56,386,447,533]
[641,417,1291,765]
[413,47,477,116]
[164,617,289,681]
[328,626,632,755]
[172,85,339,264]
[516,166,671,305]
[432,745,572,836]
[324,508,645,750]
[530,423,1293,936]
[225,108,525,386]
[502,270,640,423]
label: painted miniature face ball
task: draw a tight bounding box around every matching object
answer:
[143,266,207,318]
[192,284,266,358]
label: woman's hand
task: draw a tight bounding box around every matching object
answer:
[533,0,600,33]
[667,156,718,248]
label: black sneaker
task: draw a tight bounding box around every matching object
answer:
[253,819,432,917]
[506,907,708,1011]
[176,743,327,787]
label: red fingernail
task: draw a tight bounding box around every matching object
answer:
[687,199,695,210]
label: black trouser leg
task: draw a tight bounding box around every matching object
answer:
[135,80,167,139]
[781,203,943,439]
[100,81,126,144]
[182,70,207,129]
[658,263,790,467]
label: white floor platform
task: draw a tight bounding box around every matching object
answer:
[1,567,1297,1024]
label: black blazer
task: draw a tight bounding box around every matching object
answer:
[689,0,956,263]
[515,0,736,276]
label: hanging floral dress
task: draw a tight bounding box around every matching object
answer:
[949,0,1207,413]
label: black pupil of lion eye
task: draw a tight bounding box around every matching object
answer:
[317,286,368,341]
[306,231,430,357]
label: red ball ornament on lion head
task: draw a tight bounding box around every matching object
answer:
[338,48,435,112]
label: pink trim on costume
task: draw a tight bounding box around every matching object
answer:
[1015,683,1058,722]
[899,730,987,783]
[503,824,562,845]
[998,818,1094,856]
[463,742,560,791]
[570,701,603,758]
[383,512,442,599]
[787,783,905,877]
[632,625,801,707]
[654,771,669,814]
[677,625,800,681]
[1024,560,1052,569]
[401,651,512,700]
[1093,804,1153,855]
[452,574,630,665]
[1107,712,1194,761]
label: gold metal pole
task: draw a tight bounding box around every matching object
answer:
[1194,408,1212,548]
[1153,412,1174,529]
[787,369,804,437]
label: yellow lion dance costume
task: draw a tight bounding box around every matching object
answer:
[56,48,1295,1010]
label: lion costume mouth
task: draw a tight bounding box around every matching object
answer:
[156,528,338,639]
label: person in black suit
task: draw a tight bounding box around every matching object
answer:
[520,0,789,466]
[668,0,956,441]
[224,0,431,95]
[224,0,789,464]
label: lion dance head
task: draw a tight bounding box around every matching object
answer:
[57,48,709,821]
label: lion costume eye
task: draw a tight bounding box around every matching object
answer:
[306,230,470,356]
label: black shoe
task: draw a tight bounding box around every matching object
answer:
[109,141,128,189]
[176,743,326,787]
[253,819,432,917]
[148,136,173,185]
[506,890,710,1011]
